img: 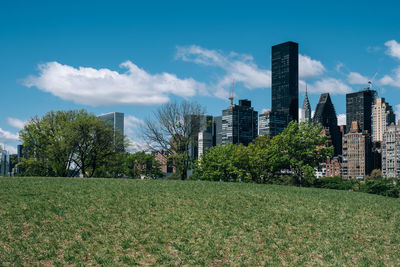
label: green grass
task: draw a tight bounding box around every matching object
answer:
[1,177,400,266]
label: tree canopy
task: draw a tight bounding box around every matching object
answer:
[193,121,333,184]
[19,110,126,177]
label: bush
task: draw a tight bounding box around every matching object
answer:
[313,177,357,191]
[360,179,400,198]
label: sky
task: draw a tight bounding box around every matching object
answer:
[1,0,400,153]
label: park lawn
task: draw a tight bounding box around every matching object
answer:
[0,177,399,266]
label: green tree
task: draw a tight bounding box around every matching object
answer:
[270,121,333,184]
[193,144,251,182]
[19,110,125,177]
[365,169,383,180]
[126,152,163,179]
[19,110,79,176]
[246,135,273,183]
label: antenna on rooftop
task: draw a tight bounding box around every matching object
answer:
[366,71,378,90]
[229,80,234,107]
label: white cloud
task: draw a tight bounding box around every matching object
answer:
[124,115,145,139]
[378,66,400,87]
[337,114,346,126]
[176,45,271,99]
[0,128,19,144]
[126,139,150,153]
[385,40,400,60]
[300,78,352,95]
[7,118,26,130]
[347,72,369,85]
[24,61,205,106]
[299,54,325,79]
[176,46,328,99]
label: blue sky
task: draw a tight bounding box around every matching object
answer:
[1,0,400,152]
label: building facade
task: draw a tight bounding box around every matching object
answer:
[0,149,9,176]
[326,156,343,177]
[270,41,299,136]
[187,115,214,159]
[214,116,222,146]
[222,99,258,145]
[313,93,342,156]
[342,121,372,179]
[372,97,395,143]
[346,89,376,134]
[382,124,400,178]
[258,110,271,136]
[98,112,124,136]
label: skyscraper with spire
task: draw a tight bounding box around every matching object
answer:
[301,85,311,123]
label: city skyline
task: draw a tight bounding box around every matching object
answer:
[2,1,400,153]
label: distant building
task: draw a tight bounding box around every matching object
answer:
[326,156,343,177]
[98,112,124,136]
[258,110,271,136]
[313,93,342,156]
[382,123,400,178]
[315,163,326,178]
[346,89,376,134]
[198,131,213,158]
[0,149,9,176]
[187,115,213,159]
[270,41,299,136]
[98,112,124,150]
[154,150,173,175]
[222,99,258,145]
[300,86,312,123]
[342,121,372,179]
[372,97,395,143]
[214,116,222,146]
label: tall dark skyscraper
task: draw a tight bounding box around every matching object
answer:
[346,89,376,134]
[270,41,299,136]
[313,93,341,156]
[222,99,258,145]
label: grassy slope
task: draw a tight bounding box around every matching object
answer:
[0,178,399,266]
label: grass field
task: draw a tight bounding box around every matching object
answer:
[1,177,400,266]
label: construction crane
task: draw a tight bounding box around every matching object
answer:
[229,80,234,107]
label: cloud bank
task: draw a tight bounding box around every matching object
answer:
[299,54,325,78]
[0,128,19,144]
[385,40,400,60]
[176,45,271,99]
[24,61,205,106]
[7,117,27,130]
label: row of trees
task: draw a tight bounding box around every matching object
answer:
[18,101,332,181]
[193,121,333,184]
[19,110,162,178]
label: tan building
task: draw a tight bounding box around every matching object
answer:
[382,123,400,178]
[154,150,172,174]
[326,156,342,177]
[372,97,395,142]
[342,121,372,179]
